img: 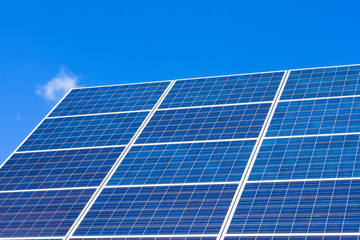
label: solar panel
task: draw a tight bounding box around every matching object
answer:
[0,188,95,238]
[18,111,149,151]
[73,184,237,236]
[266,97,360,137]
[136,103,271,144]
[281,65,360,101]
[50,81,170,117]
[249,134,360,181]
[160,72,284,109]
[227,179,360,234]
[0,147,124,191]
[108,140,256,186]
[2,65,360,240]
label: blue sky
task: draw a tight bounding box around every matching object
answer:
[1,0,360,162]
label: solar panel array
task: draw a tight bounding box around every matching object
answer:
[1,65,360,240]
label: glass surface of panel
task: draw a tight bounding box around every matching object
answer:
[228,180,360,234]
[249,134,360,181]
[50,81,170,117]
[267,97,360,137]
[160,72,284,109]
[137,103,270,144]
[19,112,148,151]
[0,188,95,238]
[0,147,124,191]
[225,236,360,240]
[281,65,360,100]
[74,184,237,236]
[108,140,255,186]
[71,238,216,240]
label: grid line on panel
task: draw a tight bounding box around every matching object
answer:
[159,101,274,111]
[217,71,290,240]
[15,144,128,154]
[69,234,219,238]
[225,233,360,237]
[279,94,360,103]
[64,81,176,240]
[133,138,258,146]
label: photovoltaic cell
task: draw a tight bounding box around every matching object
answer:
[71,238,217,240]
[266,97,360,137]
[249,134,360,181]
[0,147,124,191]
[50,81,170,117]
[18,111,149,151]
[74,184,237,236]
[281,65,360,100]
[227,179,360,234]
[160,72,284,109]
[225,236,360,240]
[0,188,95,238]
[108,140,256,186]
[136,103,271,144]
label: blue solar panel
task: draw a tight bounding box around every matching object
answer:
[160,72,284,109]
[108,140,256,186]
[18,111,149,151]
[50,81,170,117]
[281,65,360,100]
[249,134,360,181]
[266,97,360,137]
[71,238,217,240]
[228,179,360,234]
[0,147,124,191]
[74,184,237,236]
[0,188,95,238]
[136,103,270,144]
[225,236,360,240]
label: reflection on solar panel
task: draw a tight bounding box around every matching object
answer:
[2,65,360,240]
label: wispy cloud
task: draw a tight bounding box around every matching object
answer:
[36,67,79,101]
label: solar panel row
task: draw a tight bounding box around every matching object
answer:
[1,65,360,240]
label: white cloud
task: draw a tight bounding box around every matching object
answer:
[36,67,79,101]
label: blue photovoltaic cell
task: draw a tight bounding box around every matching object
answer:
[18,111,148,151]
[227,179,360,234]
[74,184,237,236]
[50,81,170,117]
[281,65,360,100]
[136,103,270,144]
[249,134,360,181]
[266,97,360,137]
[225,236,360,240]
[71,238,216,240]
[0,147,124,191]
[0,188,95,238]
[160,72,284,109]
[108,140,255,186]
